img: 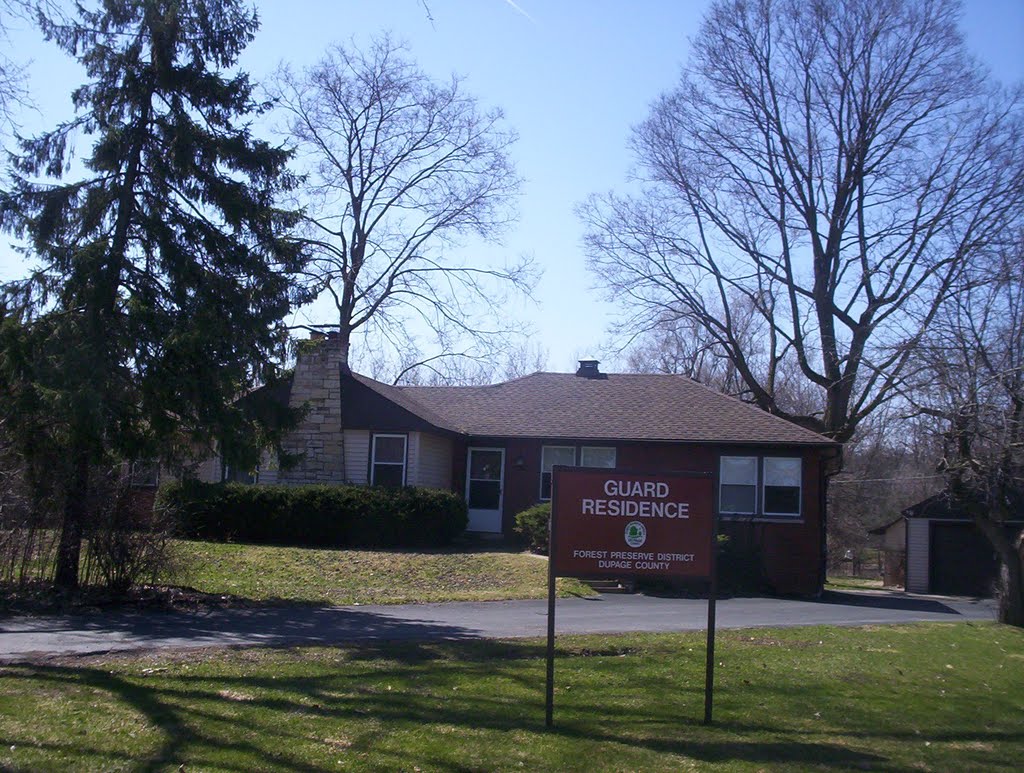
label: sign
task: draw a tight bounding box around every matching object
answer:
[551,468,715,579]
[545,467,719,729]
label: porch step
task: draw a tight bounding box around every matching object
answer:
[584,578,636,594]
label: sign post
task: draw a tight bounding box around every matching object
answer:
[545,467,717,727]
[545,504,558,728]
[704,505,718,725]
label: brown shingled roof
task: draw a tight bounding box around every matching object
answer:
[352,371,834,446]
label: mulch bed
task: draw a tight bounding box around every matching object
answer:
[0,580,259,616]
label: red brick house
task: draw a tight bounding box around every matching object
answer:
[202,338,839,595]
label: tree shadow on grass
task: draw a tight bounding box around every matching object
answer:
[3,658,897,772]
[3,634,1021,771]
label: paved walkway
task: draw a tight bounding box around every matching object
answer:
[0,590,996,661]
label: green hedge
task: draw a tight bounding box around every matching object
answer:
[513,502,550,553]
[156,480,468,548]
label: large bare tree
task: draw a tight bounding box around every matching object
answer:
[910,243,1024,625]
[271,36,532,378]
[623,296,822,418]
[581,0,1024,442]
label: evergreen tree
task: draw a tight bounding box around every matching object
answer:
[0,0,305,590]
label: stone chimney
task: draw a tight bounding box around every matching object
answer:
[275,331,346,484]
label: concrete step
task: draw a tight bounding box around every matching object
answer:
[584,578,636,594]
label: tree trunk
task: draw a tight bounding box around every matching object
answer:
[54,450,90,591]
[336,325,350,480]
[997,532,1024,627]
[337,324,352,374]
[975,517,1024,627]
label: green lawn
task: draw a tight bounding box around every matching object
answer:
[164,539,592,605]
[1,622,1021,771]
[825,575,886,591]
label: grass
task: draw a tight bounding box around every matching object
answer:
[163,539,592,605]
[825,575,886,591]
[0,622,1020,771]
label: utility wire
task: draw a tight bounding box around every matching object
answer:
[830,475,943,484]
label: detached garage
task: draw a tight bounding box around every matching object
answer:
[904,495,1023,597]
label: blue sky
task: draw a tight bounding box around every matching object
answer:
[3,0,1023,373]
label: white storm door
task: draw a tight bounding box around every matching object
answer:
[466,448,504,533]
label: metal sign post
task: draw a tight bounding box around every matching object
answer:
[545,467,717,728]
[704,506,719,725]
[545,503,558,728]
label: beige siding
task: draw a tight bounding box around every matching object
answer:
[195,455,221,483]
[406,432,420,486]
[344,429,370,484]
[882,519,905,552]
[417,432,453,489]
[906,519,930,593]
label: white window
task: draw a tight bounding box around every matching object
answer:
[720,456,758,514]
[540,446,575,500]
[763,457,802,516]
[371,434,406,488]
[222,460,258,485]
[581,446,616,468]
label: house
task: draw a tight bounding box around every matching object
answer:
[200,333,840,596]
[892,494,1024,597]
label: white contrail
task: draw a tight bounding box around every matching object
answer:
[502,0,537,25]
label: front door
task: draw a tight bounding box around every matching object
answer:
[466,448,504,533]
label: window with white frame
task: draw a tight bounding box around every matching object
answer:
[371,434,407,488]
[720,455,802,517]
[720,456,758,514]
[763,457,802,516]
[223,465,259,485]
[580,446,616,469]
[540,446,575,500]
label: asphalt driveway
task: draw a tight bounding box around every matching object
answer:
[0,590,996,662]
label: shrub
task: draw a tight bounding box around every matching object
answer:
[716,532,770,595]
[156,480,467,549]
[86,477,175,594]
[514,502,550,553]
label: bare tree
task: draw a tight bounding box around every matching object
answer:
[392,339,548,386]
[271,36,533,378]
[625,311,753,397]
[581,0,1024,442]
[910,243,1024,625]
[0,0,33,129]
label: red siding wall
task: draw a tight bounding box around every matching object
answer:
[714,449,825,596]
[453,439,826,597]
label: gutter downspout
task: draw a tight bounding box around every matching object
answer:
[819,444,845,595]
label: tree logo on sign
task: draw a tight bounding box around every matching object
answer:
[624,521,647,548]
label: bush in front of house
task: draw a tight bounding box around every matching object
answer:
[155,480,468,548]
[716,532,770,594]
[514,502,550,553]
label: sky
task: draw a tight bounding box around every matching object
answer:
[2,0,1023,375]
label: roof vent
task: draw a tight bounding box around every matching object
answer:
[576,359,607,379]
